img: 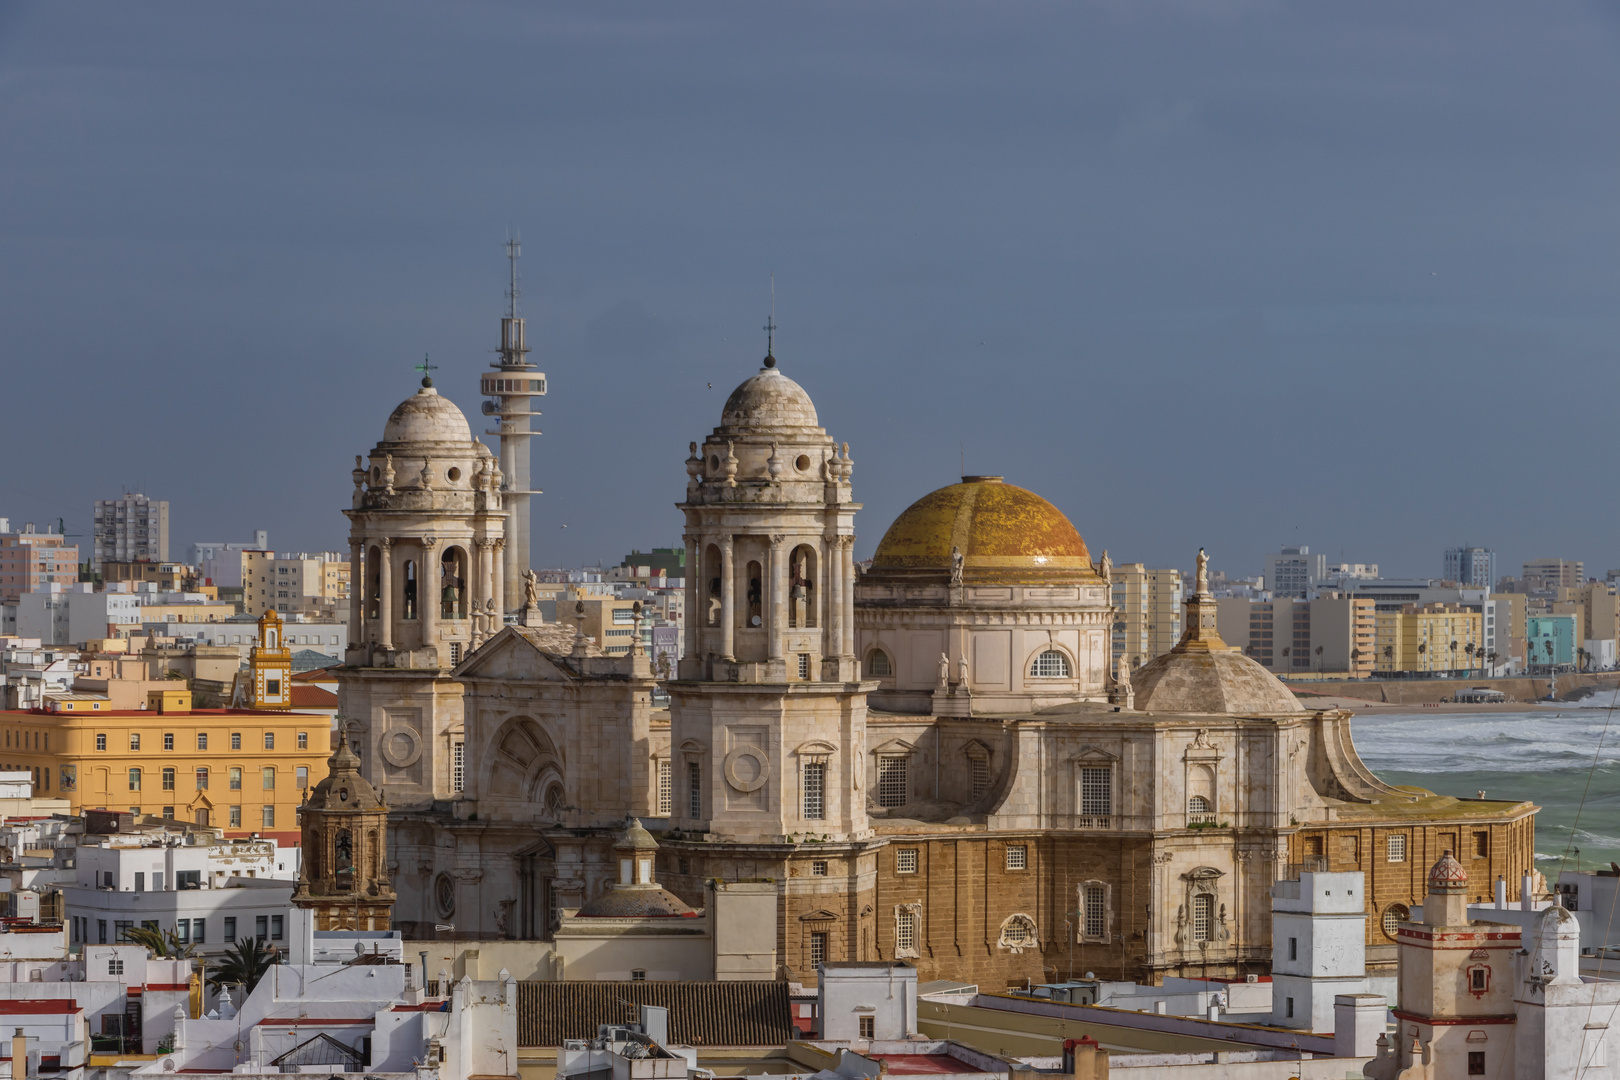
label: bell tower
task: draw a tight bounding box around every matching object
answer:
[293,740,396,931]
[669,332,870,844]
[246,609,292,711]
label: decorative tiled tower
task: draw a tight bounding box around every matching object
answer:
[293,740,396,931]
[246,609,292,711]
[670,336,870,844]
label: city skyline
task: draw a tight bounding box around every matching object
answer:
[3,3,1618,578]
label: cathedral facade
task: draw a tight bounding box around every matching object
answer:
[338,348,1536,988]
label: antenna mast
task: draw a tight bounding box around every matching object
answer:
[483,233,545,617]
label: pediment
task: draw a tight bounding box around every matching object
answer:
[1070,744,1119,764]
[799,909,839,922]
[678,739,708,755]
[1182,866,1225,881]
[870,737,917,755]
[454,627,578,682]
[961,738,992,761]
[794,739,839,757]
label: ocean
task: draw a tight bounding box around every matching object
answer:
[1350,700,1620,874]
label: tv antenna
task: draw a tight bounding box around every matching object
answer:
[506,231,521,319]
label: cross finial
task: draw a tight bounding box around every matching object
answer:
[762,273,777,367]
[414,354,439,387]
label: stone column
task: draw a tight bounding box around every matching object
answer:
[492,539,505,619]
[377,539,394,649]
[420,538,438,654]
[468,540,485,630]
[841,536,856,658]
[768,534,787,661]
[348,541,363,641]
[826,535,842,661]
[720,536,735,661]
[480,539,497,613]
[683,535,699,659]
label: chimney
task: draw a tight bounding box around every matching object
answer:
[1522,872,1535,911]
[12,1028,27,1080]
[1495,876,1507,910]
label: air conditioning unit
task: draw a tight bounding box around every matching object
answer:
[1246,974,1259,984]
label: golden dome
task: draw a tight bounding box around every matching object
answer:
[869,477,1095,581]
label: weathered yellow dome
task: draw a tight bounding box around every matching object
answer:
[869,477,1094,578]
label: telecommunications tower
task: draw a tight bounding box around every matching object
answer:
[480,235,545,611]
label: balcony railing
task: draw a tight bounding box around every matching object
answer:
[1186,812,1220,828]
[1074,815,1114,829]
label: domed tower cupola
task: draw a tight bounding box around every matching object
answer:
[677,329,859,686]
[575,818,695,918]
[292,739,397,931]
[669,319,870,845]
[345,374,508,670]
[1423,849,1470,927]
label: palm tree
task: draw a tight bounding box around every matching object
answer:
[1382,644,1394,674]
[1464,642,1476,674]
[207,938,279,997]
[1487,650,1498,674]
[125,925,195,960]
[1417,641,1427,674]
[1314,645,1324,673]
[1351,646,1362,673]
[1449,639,1459,674]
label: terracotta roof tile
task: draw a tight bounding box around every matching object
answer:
[516,981,792,1047]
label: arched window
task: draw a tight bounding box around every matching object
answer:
[1188,794,1212,813]
[866,650,892,677]
[1030,650,1071,678]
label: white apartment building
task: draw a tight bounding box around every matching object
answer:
[15,585,142,646]
[241,552,350,619]
[1265,546,1326,600]
[63,837,298,962]
[91,494,169,570]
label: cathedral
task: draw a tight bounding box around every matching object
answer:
[335,338,1537,988]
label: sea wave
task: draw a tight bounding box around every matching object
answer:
[1352,711,1620,774]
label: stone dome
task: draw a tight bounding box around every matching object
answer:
[720,361,820,432]
[1128,548,1306,716]
[381,380,473,445]
[304,740,384,812]
[870,477,1093,579]
[575,886,696,918]
[1428,850,1468,891]
[1131,648,1308,715]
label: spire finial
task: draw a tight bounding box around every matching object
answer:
[506,231,521,319]
[762,273,776,368]
[414,354,439,388]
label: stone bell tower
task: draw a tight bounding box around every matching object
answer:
[293,739,396,931]
[339,374,506,808]
[669,331,870,844]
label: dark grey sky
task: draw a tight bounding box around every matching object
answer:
[3,2,1618,581]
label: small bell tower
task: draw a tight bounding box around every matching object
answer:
[292,740,396,931]
[247,610,293,711]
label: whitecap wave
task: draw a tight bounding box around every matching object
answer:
[1352,711,1620,774]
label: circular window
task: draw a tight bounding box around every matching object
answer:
[338,786,350,803]
[545,785,565,812]
[710,455,720,471]
[371,467,381,483]
[795,454,811,471]
[1382,904,1409,938]
[435,873,456,917]
[447,467,461,482]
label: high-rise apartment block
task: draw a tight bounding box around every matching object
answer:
[1216,595,1374,677]
[91,493,168,569]
[1443,546,1495,589]
[1111,564,1183,668]
[1522,558,1584,591]
[0,524,79,603]
[1265,546,1325,600]
[242,552,351,619]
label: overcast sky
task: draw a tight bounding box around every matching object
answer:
[3,2,1618,581]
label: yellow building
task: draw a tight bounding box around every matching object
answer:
[243,551,351,618]
[1374,603,1485,675]
[0,694,328,847]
